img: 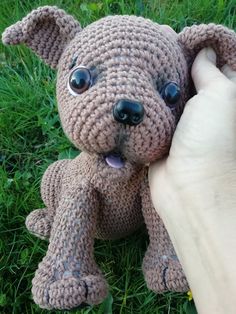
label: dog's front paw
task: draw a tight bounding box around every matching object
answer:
[48,275,108,309]
[142,253,189,292]
[31,256,108,310]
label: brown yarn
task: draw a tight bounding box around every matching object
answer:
[2,6,236,310]
[2,6,81,68]
[178,23,236,69]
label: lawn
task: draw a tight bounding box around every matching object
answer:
[0,0,235,313]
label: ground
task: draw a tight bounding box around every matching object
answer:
[0,0,235,313]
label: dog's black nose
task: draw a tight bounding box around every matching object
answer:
[113,99,144,126]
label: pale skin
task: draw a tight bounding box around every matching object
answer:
[149,47,236,314]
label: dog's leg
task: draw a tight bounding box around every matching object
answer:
[31,181,108,310]
[141,179,189,292]
[25,160,69,239]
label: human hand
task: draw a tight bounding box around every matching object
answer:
[149,47,236,219]
[149,47,236,314]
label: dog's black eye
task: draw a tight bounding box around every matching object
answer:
[68,67,92,95]
[160,82,181,108]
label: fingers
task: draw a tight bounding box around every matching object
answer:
[191,48,226,92]
[221,65,236,84]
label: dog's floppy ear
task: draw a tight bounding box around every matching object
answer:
[2,6,81,69]
[178,24,236,70]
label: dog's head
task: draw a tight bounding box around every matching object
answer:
[3,6,236,175]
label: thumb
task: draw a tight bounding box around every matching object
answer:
[191,48,226,92]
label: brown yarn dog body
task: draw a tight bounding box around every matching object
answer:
[2,6,236,310]
[39,153,146,240]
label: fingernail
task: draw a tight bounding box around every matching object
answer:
[206,47,216,63]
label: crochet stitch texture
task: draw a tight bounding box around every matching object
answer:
[2,6,236,310]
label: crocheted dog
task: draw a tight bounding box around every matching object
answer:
[2,6,236,310]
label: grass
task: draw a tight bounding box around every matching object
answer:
[0,0,235,313]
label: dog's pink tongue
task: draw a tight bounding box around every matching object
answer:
[105,154,124,169]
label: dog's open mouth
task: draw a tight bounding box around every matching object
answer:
[104,152,125,169]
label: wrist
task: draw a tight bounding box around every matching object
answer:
[150,165,236,231]
[150,170,236,314]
